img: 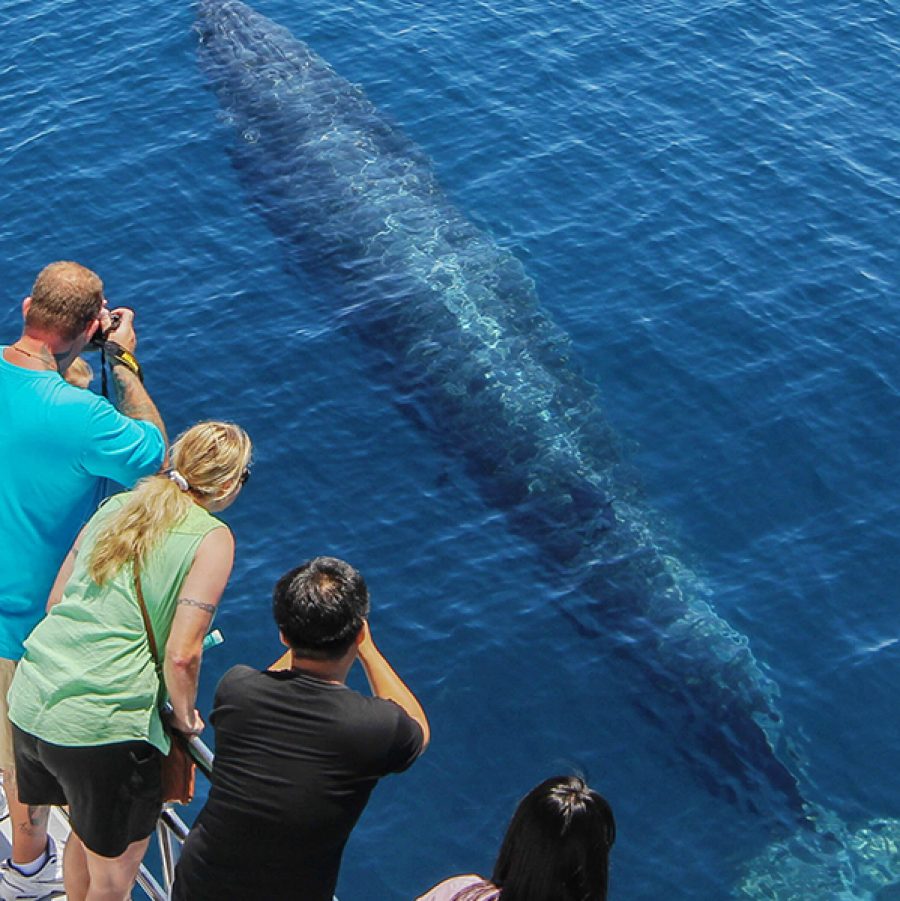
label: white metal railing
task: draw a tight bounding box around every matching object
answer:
[135,732,214,900]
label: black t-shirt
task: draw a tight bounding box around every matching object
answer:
[172,665,424,901]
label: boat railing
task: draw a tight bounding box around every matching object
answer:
[128,732,212,901]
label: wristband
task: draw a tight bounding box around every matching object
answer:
[104,341,144,382]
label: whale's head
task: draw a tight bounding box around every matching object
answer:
[196,0,316,77]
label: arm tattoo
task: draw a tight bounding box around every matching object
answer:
[111,367,167,440]
[177,597,217,616]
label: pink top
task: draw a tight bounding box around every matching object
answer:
[416,874,500,901]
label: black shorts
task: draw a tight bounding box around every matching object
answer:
[12,724,162,858]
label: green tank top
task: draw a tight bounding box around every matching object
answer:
[8,492,225,753]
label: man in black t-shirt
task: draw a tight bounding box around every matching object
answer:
[172,556,429,901]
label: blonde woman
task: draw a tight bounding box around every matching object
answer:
[63,355,94,388]
[6,421,252,901]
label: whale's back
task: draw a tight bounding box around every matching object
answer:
[197,0,806,824]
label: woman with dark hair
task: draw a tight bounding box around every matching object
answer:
[416,775,616,901]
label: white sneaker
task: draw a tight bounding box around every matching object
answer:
[0,836,64,901]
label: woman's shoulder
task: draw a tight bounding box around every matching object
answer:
[415,874,495,901]
[176,502,228,536]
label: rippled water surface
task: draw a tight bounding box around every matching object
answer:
[2,0,898,898]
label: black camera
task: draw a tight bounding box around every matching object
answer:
[89,311,122,349]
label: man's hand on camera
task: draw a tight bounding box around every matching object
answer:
[104,306,138,353]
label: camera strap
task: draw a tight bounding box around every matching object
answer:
[100,341,144,387]
[100,345,109,398]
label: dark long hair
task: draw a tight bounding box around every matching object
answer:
[466,775,615,901]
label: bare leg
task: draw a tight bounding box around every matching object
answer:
[82,835,150,901]
[63,832,90,901]
[1,767,49,864]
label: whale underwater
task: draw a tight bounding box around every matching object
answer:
[195,1,900,894]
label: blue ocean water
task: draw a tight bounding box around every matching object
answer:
[2,0,898,898]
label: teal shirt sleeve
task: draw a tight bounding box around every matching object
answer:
[80,399,165,487]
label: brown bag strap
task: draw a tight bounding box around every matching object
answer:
[133,563,196,789]
[133,561,161,675]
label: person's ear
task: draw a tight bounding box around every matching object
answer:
[279,631,290,648]
[204,479,236,505]
[85,318,100,341]
[21,296,31,319]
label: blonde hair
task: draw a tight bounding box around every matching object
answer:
[65,356,94,388]
[89,421,252,585]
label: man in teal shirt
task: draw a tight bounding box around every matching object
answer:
[0,261,166,901]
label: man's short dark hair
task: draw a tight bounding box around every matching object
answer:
[273,557,370,660]
[26,261,104,341]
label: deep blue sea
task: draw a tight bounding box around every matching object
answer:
[2,0,898,898]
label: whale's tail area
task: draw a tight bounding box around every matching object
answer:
[736,814,900,899]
